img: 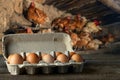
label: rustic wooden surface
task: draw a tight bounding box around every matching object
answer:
[99,0,120,13]
[0,73,120,80]
[0,54,120,80]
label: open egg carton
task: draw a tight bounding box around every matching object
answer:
[2,33,84,75]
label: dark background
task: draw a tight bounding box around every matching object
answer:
[44,0,120,25]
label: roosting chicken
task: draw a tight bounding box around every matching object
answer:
[75,39,89,50]
[58,17,71,28]
[51,15,87,33]
[70,33,80,46]
[27,1,48,27]
[83,20,102,33]
[51,17,62,28]
[73,15,87,32]
[101,34,115,45]
[85,39,102,50]
[78,32,92,40]
[51,16,71,32]
[75,32,92,49]
[51,14,115,51]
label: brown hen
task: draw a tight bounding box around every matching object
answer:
[101,34,115,45]
[27,2,47,25]
[74,15,87,32]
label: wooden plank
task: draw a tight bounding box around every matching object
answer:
[99,0,120,13]
[0,63,120,80]
[44,0,120,25]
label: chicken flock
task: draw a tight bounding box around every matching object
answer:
[51,15,115,50]
[25,1,115,51]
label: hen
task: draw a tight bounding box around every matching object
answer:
[51,16,71,33]
[68,15,87,32]
[27,2,48,27]
[83,20,102,33]
[76,32,92,49]
[85,39,102,50]
[74,15,87,32]
[51,17,62,28]
[101,34,115,45]
[70,33,80,46]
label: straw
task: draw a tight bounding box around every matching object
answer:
[2,54,7,61]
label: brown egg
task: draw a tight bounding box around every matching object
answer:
[69,52,76,57]
[42,54,54,63]
[26,53,40,64]
[7,54,24,64]
[57,54,69,63]
[71,54,83,62]
[55,52,62,57]
[41,53,47,59]
[7,54,13,64]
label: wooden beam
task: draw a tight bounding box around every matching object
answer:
[98,0,120,13]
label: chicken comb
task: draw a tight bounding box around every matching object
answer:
[94,20,101,26]
[26,27,33,33]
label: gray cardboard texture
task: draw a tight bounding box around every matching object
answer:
[2,33,73,58]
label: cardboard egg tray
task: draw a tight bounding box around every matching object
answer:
[2,33,84,75]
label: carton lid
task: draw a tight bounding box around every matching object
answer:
[2,33,73,58]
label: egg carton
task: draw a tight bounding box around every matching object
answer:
[6,62,84,75]
[5,51,84,75]
[2,33,84,75]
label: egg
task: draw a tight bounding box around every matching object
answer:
[41,53,47,58]
[69,52,76,57]
[56,54,69,63]
[55,52,62,57]
[42,54,54,63]
[26,53,40,64]
[7,54,13,64]
[71,54,83,62]
[7,54,24,64]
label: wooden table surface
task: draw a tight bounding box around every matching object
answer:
[0,61,120,80]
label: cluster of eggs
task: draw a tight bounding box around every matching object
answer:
[7,52,83,65]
